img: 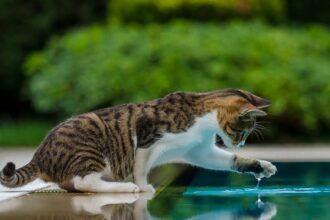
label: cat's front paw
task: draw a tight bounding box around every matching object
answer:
[255,160,277,178]
[126,182,141,193]
[139,184,156,194]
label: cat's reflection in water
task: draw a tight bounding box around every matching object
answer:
[72,193,277,220]
[0,192,153,220]
[188,201,277,220]
[72,193,153,220]
[0,192,277,220]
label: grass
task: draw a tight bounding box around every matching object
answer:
[0,120,54,147]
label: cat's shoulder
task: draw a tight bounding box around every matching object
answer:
[158,91,196,106]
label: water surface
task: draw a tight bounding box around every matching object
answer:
[150,162,330,219]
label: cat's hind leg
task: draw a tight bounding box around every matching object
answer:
[72,172,140,193]
[72,194,140,214]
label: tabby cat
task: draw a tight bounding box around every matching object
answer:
[0,89,276,193]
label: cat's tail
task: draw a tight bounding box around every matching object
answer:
[0,160,39,188]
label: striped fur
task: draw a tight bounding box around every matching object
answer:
[0,88,271,191]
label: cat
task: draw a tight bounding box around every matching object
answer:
[0,192,277,220]
[0,88,277,193]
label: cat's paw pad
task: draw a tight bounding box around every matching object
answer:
[139,184,155,193]
[257,160,277,178]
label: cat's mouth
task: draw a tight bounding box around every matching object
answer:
[215,134,241,148]
[215,134,225,147]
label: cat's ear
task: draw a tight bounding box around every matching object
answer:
[251,94,271,109]
[242,108,267,117]
[239,104,267,118]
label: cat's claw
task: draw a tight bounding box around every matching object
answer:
[255,160,277,178]
[139,184,156,194]
[127,183,140,193]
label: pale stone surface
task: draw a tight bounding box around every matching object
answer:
[0,148,59,202]
[0,179,54,202]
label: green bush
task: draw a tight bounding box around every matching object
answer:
[25,21,330,134]
[0,120,54,146]
[0,0,107,115]
[109,0,285,23]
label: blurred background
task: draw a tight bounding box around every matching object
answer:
[0,0,329,147]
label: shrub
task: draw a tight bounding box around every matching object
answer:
[0,120,54,146]
[0,0,107,114]
[25,21,330,134]
[109,0,285,23]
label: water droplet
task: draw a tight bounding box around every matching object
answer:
[257,195,261,203]
[255,177,263,206]
[256,194,263,208]
[256,177,261,188]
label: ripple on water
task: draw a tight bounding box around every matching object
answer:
[184,186,330,197]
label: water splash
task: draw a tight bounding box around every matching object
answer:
[256,177,261,189]
[255,177,263,207]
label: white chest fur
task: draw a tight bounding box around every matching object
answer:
[144,110,221,170]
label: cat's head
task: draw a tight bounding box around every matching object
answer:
[215,89,270,148]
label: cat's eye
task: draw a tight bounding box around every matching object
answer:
[239,115,253,122]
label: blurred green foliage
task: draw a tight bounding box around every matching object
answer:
[0,0,107,114]
[25,21,330,134]
[109,0,285,23]
[0,120,54,146]
[1,0,330,146]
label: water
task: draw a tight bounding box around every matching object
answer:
[150,162,330,220]
[184,186,330,196]
[0,162,329,219]
[256,177,261,186]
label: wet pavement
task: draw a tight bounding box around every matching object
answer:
[0,192,153,220]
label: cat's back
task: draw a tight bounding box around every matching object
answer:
[37,92,195,153]
[40,112,109,149]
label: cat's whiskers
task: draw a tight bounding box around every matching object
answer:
[251,121,266,140]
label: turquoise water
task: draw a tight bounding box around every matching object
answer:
[184,186,330,196]
[150,163,330,220]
